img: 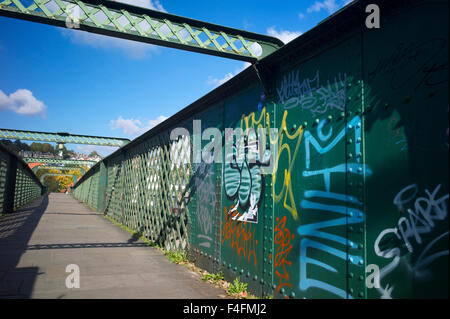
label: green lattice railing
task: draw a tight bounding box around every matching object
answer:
[72,131,192,251]
[0,144,45,213]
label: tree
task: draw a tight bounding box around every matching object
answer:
[89,150,100,157]
[0,139,30,154]
[14,139,30,151]
[30,142,56,154]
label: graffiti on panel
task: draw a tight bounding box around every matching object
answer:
[273,215,294,293]
[278,70,348,117]
[223,105,277,223]
[374,184,449,298]
[195,161,216,248]
[271,110,304,221]
[226,104,304,222]
[298,115,372,298]
[222,205,258,266]
[367,38,448,90]
[223,137,263,224]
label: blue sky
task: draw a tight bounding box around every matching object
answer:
[0,0,353,156]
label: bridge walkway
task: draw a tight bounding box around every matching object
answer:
[0,193,227,299]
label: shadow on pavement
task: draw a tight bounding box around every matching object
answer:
[0,194,48,298]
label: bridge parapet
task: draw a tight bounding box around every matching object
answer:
[0,144,45,214]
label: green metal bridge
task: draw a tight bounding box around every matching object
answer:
[0,0,448,299]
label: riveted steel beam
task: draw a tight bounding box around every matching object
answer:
[40,173,78,184]
[23,157,96,166]
[33,165,86,174]
[0,128,129,147]
[0,0,283,62]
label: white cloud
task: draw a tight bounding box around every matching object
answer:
[62,29,159,59]
[267,27,302,44]
[0,89,47,117]
[61,0,167,59]
[307,0,353,14]
[148,115,169,128]
[307,0,339,13]
[298,13,306,19]
[110,115,168,137]
[116,0,166,12]
[75,144,117,157]
[207,62,251,87]
[109,116,143,136]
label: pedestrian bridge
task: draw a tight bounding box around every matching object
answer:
[0,0,448,299]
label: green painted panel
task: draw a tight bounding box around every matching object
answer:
[270,33,364,299]
[363,1,449,299]
[189,104,223,274]
[220,84,267,296]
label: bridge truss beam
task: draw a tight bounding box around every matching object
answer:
[40,173,78,185]
[0,128,129,147]
[0,0,283,62]
[33,165,86,174]
[23,157,96,167]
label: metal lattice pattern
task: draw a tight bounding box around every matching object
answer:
[72,166,99,209]
[0,0,283,61]
[0,155,7,211]
[72,130,191,251]
[1,144,44,214]
[23,157,96,167]
[40,173,77,184]
[13,163,43,210]
[33,165,86,174]
[0,128,129,147]
[103,156,124,224]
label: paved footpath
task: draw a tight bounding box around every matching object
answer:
[0,193,227,299]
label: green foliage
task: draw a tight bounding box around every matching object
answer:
[30,142,56,154]
[0,139,30,154]
[164,249,188,264]
[228,277,248,295]
[201,271,224,284]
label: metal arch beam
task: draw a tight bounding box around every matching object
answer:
[23,157,96,166]
[0,128,130,147]
[0,0,283,62]
[40,173,78,184]
[33,165,86,174]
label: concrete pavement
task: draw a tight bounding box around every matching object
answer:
[0,193,227,299]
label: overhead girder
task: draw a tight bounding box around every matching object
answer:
[23,157,96,166]
[40,173,78,184]
[33,165,86,174]
[0,128,129,147]
[0,0,283,62]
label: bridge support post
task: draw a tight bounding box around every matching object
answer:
[2,153,17,214]
[97,161,108,213]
